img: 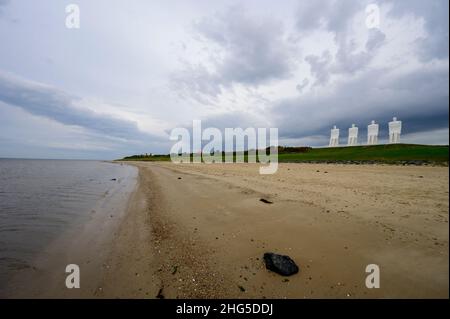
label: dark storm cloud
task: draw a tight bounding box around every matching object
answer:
[197,11,291,84]
[298,0,387,84]
[382,0,449,62]
[296,0,364,33]
[296,78,310,93]
[183,0,448,146]
[262,0,448,145]
[304,51,332,86]
[334,28,386,74]
[0,72,157,141]
[172,5,294,102]
[296,0,448,64]
[297,0,447,82]
[171,64,222,104]
[270,65,449,142]
[366,29,386,51]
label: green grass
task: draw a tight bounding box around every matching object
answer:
[278,144,449,163]
[118,144,449,164]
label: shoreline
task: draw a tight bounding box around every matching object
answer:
[1,162,138,298]
[3,161,448,298]
[94,162,235,298]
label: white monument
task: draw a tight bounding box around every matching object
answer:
[388,117,402,144]
[329,125,339,147]
[347,124,358,146]
[367,120,379,145]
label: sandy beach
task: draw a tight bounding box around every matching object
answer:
[2,0,449,306]
[94,162,448,299]
[5,161,447,298]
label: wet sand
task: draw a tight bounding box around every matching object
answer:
[99,162,448,299]
[6,162,448,298]
[1,163,138,298]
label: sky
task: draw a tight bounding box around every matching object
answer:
[0,0,448,159]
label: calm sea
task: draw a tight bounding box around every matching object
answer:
[0,159,137,289]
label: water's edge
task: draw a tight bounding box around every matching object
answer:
[0,160,138,297]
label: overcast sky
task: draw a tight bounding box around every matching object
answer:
[0,0,448,159]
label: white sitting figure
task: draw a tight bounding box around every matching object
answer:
[388,117,402,144]
[329,125,339,147]
[347,124,358,146]
[367,120,379,145]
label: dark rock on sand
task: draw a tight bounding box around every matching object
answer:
[263,253,299,276]
[260,198,273,204]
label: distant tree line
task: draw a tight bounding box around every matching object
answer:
[122,146,312,159]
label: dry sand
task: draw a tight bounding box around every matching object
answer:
[99,162,448,299]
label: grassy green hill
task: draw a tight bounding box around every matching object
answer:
[278,144,449,163]
[119,144,449,164]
